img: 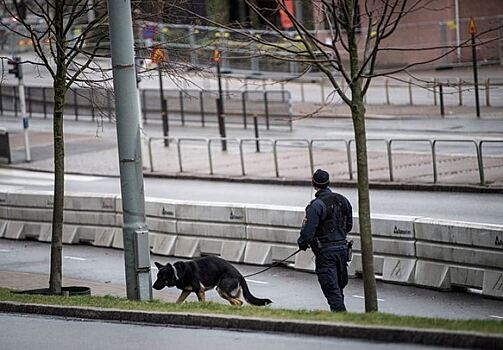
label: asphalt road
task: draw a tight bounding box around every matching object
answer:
[1,168,503,225]
[0,313,458,350]
[1,239,502,320]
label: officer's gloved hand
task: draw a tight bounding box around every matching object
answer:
[298,242,309,251]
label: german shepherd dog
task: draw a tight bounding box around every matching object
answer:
[153,256,272,306]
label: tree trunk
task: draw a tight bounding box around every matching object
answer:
[347,1,378,312]
[49,71,66,295]
[49,0,66,295]
[351,85,378,312]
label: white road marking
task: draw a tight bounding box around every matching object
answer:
[0,169,102,182]
[0,177,53,186]
[0,249,10,252]
[64,256,86,261]
[245,279,269,285]
[488,315,503,319]
[0,185,23,191]
[352,294,385,302]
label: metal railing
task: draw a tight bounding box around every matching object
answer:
[146,136,503,186]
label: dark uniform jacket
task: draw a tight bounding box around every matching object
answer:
[298,187,352,251]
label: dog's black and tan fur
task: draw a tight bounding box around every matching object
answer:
[153,256,272,306]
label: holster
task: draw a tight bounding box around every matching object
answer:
[347,240,353,262]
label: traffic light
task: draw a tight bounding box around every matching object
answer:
[8,57,23,79]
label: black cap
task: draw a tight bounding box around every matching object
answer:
[312,169,330,188]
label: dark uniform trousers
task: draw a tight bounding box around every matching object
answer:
[314,244,349,312]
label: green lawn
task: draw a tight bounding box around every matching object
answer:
[0,288,501,335]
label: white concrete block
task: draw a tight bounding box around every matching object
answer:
[177,220,246,239]
[483,270,503,299]
[174,236,200,258]
[93,227,116,247]
[271,245,298,263]
[38,223,52,242]
[64,210,118,226]
[151,233,176,256]
[294,250,315,271]
[7,190,53,208]
[243,242,272,265]
[147,217,176,234]
[382,257,416,284]
[64,192,117,212]
[199,238,222,256]
[176,201,246,223]
[414,261,450,289]
[372,237,416,257]
[0,206,8,219]
[0,220,7,238]
[245,204,303,228]
[145,198,176,218]
[416,241,503,269]
[62,225,79,244]
[112,229,124,249]
[371,214,416,239]
[414,218,503,249]
[0,191,8,206]
[4,221,23,239]
[450,266,483,289]
[347,253,362,276]
[246,226,297,244]
[220,241,246,262]
[8,207,52,222]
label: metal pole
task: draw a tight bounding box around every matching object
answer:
[485,78,490,107]
[158,67,169,146]
[253,115,260,152]
[216,59,227,151]
[106,0,152,301]
[455,0,461,62]
[17,65,31,162]
[472,33,481,118]
[439,84,445,117]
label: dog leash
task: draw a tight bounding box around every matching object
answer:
[243,249,301,278]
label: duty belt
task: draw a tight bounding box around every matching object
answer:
[320,240,347,248]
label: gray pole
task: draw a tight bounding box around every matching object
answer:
[106,0,152,301]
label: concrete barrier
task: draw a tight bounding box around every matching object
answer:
[1,189,503,299]
[245,204,302,266]
[414,218,503,298]
[0,190,120,246]
[349,214,418,284]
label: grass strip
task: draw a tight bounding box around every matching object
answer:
[0,288,501,335]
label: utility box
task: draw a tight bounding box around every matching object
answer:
[0,129,11,164]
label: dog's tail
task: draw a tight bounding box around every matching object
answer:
[240,276,272,306]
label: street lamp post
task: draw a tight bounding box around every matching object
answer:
[152,47,169,146]
[214,50,227,151]
[469,17,480,118]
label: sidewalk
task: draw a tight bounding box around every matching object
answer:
[4,107,503,192]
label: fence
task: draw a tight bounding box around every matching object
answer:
[0,84,293,130]
[1,189,502,299]
[289,76,503,109]
[146,136,503,186]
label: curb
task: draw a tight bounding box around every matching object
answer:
[4,165,503,194]
[1,301,502,349]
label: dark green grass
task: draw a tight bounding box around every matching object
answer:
[0,288,501,335]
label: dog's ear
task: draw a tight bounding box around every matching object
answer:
[154,262,164,269]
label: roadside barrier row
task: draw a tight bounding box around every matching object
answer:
[146,136,503,186]
[0,190,501,299]
[0,85,293,130]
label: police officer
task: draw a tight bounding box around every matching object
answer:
[298,169,353,312]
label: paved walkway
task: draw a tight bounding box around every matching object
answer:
[4,111,503,191]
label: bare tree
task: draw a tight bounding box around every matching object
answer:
[190,0,502,312]
[0,0,107,294]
